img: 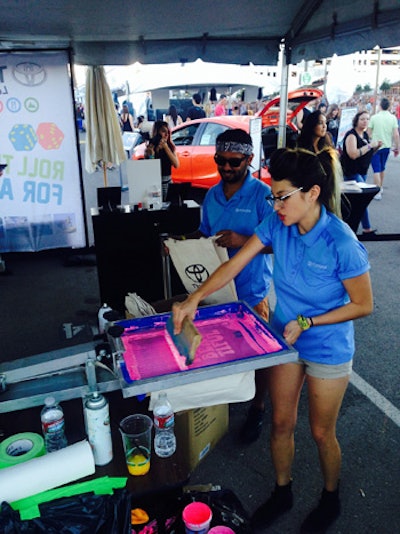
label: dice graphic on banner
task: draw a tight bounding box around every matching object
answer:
[37,122,64,150]
[9,124,37,151]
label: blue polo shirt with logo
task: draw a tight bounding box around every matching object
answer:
[199,172,273,307]
[255,206,370,364]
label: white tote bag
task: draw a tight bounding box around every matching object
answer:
[165,236,238,304]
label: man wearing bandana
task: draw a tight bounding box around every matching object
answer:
[181,128,274,443]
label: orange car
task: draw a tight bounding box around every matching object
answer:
[132,88,323,190]
[257,87,324,130]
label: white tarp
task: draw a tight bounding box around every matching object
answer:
[325,54,357,106]
[0,51,85,252]
[149,371,255,412]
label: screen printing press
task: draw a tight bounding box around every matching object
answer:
[0,302,298,413]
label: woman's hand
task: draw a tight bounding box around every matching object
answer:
[371,140,383,150]
[283,320,303,345]
[144,143,155,159]
[172,298,199,334]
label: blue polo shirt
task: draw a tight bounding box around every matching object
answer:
[255,206,370,364]
[200,172,273,307]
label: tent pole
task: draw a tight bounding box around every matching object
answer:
[278,42,289,149]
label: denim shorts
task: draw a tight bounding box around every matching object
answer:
[371,148,390,173]
[296,358,353,379]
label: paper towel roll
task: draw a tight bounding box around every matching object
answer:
[0,440,95,504]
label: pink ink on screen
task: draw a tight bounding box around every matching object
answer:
[122,307,284,382]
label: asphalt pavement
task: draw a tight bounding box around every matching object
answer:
[0,144,399,533]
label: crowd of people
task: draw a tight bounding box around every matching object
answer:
[294,95,400,234]
[79,87,400,224]
[109,89,400,230]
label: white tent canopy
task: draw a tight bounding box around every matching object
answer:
[127,60,277,94]
[102,60,278,97]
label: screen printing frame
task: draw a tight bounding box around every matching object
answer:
[114,301,298,398]
[0,303,298,412]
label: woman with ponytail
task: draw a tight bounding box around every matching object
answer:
[172,147,373,533]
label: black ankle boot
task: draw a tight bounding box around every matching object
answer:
[300,487,341,533]
[239,405,265,444]
[251,481,293,530]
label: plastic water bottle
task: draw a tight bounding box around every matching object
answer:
[41,396,68,453]
[150,185,162,210]
[153,392,176,458]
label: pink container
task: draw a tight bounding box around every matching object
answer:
[182,502,213,534]
[208,527,236,534]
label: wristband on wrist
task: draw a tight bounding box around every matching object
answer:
[297,314,311,330]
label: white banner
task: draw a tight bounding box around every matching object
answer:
[337,107,358,150]
[0,51,85,251]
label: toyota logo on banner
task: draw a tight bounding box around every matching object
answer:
[185,264,209,284]
[12,62,47,86]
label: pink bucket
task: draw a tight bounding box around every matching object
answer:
[208,527,236,534]
[182,502,213,534]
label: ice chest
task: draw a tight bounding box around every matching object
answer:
[112,301,298,398]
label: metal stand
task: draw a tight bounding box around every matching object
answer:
[0,342,120,413]
[160,233,172,299]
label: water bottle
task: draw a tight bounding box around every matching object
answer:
[150,185,162,210]
[41,396,68,453]
[153,392,176,458]
[98,303,112,334]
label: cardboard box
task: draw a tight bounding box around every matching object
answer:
[175,404,229,472]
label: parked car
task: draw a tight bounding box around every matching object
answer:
[132,88,323,190]
[257,87,323,130]
[258,87,324,158]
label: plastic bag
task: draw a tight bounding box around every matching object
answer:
[0,488,131,534]
[125,292,156,317]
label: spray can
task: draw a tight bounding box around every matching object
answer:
[84,392,113,466]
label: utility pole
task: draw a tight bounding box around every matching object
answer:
[373,46,381,114]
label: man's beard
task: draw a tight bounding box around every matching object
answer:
[220,168,246,184]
